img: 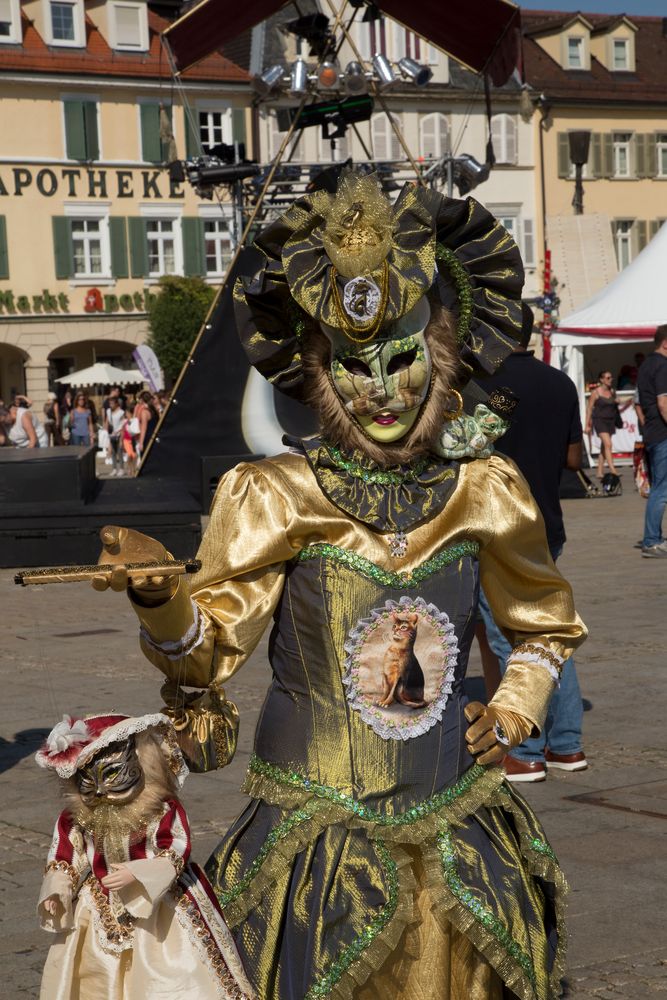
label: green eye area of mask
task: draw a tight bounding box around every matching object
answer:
[331,332,431,418]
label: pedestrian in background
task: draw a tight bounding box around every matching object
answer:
[7,396,48,448]
[42,392,61,445]
[638,324,667,557]
[69,392,95,447]
[105,395,126,476]
[585,371,621,479]
[476,304,587,782]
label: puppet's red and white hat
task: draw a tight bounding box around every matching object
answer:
[35,713,188,785]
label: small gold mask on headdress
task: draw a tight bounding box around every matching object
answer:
[315,173,393,279]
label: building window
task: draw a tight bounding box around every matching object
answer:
[0,0,21,43]
[268,112,303,162]
[71,219,106,276]
[204,218,233,277]
[369,17,388,56]
[420,113,450,160]
[613,132,632,177]
[656,134,667,177]
[110,2,148,50]
[612,38,629,70]
[51,1,75,40]
[371,112,403,161]
[566,36,583,69]
[63,99,99,161]
[613,219,633,269]
[147,219,178,277]
[491,114,517,165]
[199,110,232,153]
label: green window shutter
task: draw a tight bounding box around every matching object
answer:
[602,134,614,177]
[634,134,647,178]
[128,218,148,278]
[160,105,174,163]
[182,217,205,276]
[0,217,8,279]
[647,134,658,177]
[141,104,161,164]
[52,217,73,279]
[110,218,129,279]
[636,220,648,254]
[185,110,200,158]
[232,108,247,150]
[83,101,99,161]
[591,133,602,177]
[557,133,570,178]
[650,220,660,239]
[64,100,86,160]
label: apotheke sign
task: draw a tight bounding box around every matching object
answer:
[0,166,184,200]
[0,287,158,315]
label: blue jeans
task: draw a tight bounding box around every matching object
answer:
[643,438,667,546]
[71,433,89,446]
[478,545,583,762]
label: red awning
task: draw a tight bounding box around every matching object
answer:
[164,0,521,86]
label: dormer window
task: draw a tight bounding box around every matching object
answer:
[45,0,84,46]
[0,0,21,43]
[567,36,584,68]
[613,38,629,70]
[110,1,149,51]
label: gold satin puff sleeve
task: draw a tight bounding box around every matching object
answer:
[478,455,587,734]
[133,462,298,689]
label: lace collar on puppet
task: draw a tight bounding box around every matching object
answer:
[292,435,460,536]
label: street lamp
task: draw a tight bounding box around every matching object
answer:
[568,130,591,215]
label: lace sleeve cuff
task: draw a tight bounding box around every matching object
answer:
[507,642,564,685]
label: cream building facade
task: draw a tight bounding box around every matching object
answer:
[0,0,251,408]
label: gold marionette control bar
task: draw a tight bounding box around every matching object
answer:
[14,560,201,587]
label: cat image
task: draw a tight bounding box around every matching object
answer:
[376,612,428,709]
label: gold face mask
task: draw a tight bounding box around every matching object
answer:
[77,738,144,807]
[324,298,432,443]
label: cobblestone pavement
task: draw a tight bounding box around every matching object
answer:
[1,486,666,997]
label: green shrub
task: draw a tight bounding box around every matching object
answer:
[147,276,215,382]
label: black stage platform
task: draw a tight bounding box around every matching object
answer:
[0,447,201,567]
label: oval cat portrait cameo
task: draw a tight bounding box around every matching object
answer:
[342,596,459,741]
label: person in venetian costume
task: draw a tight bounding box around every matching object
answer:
[35,712,254,1000]
[93,172,586,1000]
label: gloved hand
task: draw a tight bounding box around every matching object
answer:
[464,701,533,765]
[92,525,178,605]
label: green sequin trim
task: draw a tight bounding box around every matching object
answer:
[296,540,480,589]
[323,442,432,486]
[304,840,399,1000]
[436,243,473,347]
[247,754,486,827]
[218,799,323,910]
[437,826,537,988]
[528,836,558,864]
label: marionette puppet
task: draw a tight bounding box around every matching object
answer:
[35,712,254,1000]
[91,172,587,1000]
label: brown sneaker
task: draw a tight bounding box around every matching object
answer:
[545,750,588,772]
[503,756,547,783]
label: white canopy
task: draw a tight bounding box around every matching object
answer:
[55,363,145,387]
[557,221,667,338]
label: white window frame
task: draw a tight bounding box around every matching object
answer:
[140,205,183,281]
[371,112,403,162]
[197,107,233,153]
[63,202,112,285]
[419,112,450,160]
[613,219,633,269]
[199,206,234,280]
[44,0,85,47]
[268,111,303,163]
[612,37,629,71]
[491,113,518,166]
[109,1,149,52]
[613,132,632,178]
[566,36,584,69]
[487,205,534,267]
[0,0,22,44]
[657,134,667,178]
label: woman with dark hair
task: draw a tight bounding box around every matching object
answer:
[69,391,95,447]
[586,370,620,478]
[137,390,159,459]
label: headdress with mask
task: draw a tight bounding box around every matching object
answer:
[234,171,522,460]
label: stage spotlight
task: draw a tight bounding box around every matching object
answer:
[372,53,396,88]
[344,61,368,95]
[397,57,432,87]
[452,154,489,195]
[252,64,285,97]
[283,13,333,59]
[318,61,340,90]
[362,2,382,22]
[290,59,309,96]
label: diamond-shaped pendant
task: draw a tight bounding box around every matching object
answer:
[389,530,408,558]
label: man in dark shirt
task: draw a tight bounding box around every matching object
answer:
[475,305,587,782]
[637,325,667,557]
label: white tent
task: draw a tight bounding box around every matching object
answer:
[551,222,667,461]
[55,363,145,387]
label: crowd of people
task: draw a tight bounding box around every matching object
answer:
[0,385,167,475]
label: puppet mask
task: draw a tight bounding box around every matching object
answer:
[76,737,144,806]
[324,297,432,443]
